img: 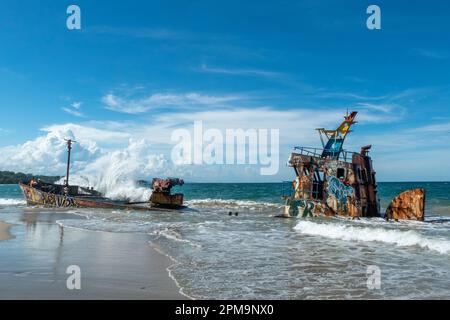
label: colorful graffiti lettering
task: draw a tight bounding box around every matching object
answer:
[42,193,75,207]
[327,176,353,204]
[286,199,319,217]
[21,185,76,208]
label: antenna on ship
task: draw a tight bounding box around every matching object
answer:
[64,139,76,187]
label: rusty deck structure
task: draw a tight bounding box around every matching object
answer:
[283,111,425,221]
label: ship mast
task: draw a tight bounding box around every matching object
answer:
[316,111,357,159]
[64,139,76,187]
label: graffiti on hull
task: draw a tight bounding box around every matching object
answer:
[21,184,77,208]
[327,176,354,204]
[285,199,324,218]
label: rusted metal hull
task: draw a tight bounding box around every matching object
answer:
[385,188,425,221]
[283,150,380,219]
[19,183,175,212]
[150,192,184,209]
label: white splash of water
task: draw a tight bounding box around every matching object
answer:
[61,139,170,202]
[294,221,450,254]
[0,198,26,206]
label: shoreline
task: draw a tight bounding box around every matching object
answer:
[0,211,188,300]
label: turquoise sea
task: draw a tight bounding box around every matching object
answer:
[1,182,449,299]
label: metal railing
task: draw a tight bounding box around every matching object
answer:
[291,146,356,162]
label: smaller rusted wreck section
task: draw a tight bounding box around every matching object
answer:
[150,178,185,209]
[283,111,425,221]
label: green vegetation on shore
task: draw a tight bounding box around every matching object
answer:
[0,171,61,184]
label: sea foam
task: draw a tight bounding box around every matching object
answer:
[294,221,450,254]
[0,198,26,206]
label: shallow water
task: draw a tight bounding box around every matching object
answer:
[1,182,449,299]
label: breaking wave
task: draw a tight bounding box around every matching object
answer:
[294,221,450,254]
[56,139,171,202]
[0,198,26,206]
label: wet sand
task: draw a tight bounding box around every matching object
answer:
[0,211,188,300]
[0,221,14,241]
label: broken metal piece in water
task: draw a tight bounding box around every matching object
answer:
[385,188,425,221]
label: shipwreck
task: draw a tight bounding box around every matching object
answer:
[19,139,185,211]
[282,111,425,221]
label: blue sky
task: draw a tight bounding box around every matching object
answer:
[0,0,449,182]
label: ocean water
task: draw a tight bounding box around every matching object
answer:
[1,182,449,299]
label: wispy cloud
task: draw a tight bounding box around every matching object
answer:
[89,26,189,40]
[62,107,84,117]
[71,102,82,110]
[199,64,285,79]
[414,48,448,60]
[102,92,242,114]
[356,103,396,113]
[314,91,389,101]
[314,87,436,104]
[62,101,84,117]
[410,122,450,133]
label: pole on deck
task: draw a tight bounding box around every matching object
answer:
[65,139,76,187]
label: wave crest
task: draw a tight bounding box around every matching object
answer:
[294,221,450,254]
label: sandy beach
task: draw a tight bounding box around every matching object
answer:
[0,210,187,300]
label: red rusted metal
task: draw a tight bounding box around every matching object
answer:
[150,178,185,209]
[385,188,425,221]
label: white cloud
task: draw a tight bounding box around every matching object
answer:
[41,123,131,145]
[0,107,346,185]
[62,107,84,117]
[2,104,447,185]
[102,92,241,114]
[0,126,100,175]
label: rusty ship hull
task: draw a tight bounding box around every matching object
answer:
[19,182,182,212]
